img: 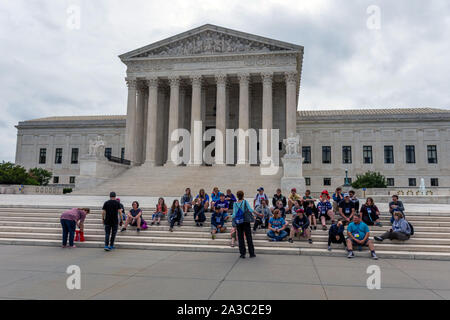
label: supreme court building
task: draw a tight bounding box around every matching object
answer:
[14,25,450,195]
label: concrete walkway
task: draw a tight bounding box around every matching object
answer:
[1,194,450,213]
[0,245,449,300]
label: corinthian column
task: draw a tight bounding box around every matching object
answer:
[237,73,250,165]
[166,76,180,166]
[189,75,203,166]
[261,72,273,164]
[285,72,298,139]
[135,82,146,165]
[145,77,159,166]
[215,74,227,165]
[125,78,137,164]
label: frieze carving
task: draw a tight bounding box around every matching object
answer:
[132,31,291,58]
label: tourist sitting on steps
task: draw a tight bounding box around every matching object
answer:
[317,190,335,231]
[211,206,228,240]
[288,209,312,244]
[328,220,346,251]
[305,200,317,230]
[287,188,301,213]
[254,187,269,209]
[267,209,288,242]
[389,195,405,225]
[375,211,411,242]
[121,201,143,232]
[253,199,271,232]
[151,197,167,226]
[273,200,286,218]
[196,189,210,212]
[346,213,378,260]
[214,193,230,218]
[60,207,90,248]
[181,188,193,215]
[272,188,287,211]
[360,197,382,227]
[210,187,223,209]
[193,198,206,227]
[332,187,344,215]
[338,193,356,225]
[225,189,237,210]
[349,190,360,212]
[168,199,184,232]
[290,199,303,217]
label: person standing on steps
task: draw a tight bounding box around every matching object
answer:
[60,208,90,248]
[102,192,123,251]
[232,190,256,259]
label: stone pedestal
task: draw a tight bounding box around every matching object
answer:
[76,155,129,191]
[281,155,306,195]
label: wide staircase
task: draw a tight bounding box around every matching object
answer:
[74,165,283,196]
[1,206,450,260]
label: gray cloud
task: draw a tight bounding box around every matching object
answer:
[0,0,449,162]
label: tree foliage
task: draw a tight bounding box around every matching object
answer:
[28,168,52,186]
[0,162,49,186]
[351,171,387,189]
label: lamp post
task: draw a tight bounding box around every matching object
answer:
[343,169,351,192]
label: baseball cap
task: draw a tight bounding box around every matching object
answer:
[296,208,305,214]
[291,188,297,192]
[343,193,350,197]
[257,187,264,191]
[321,190,329,195]
[109,192,116,198]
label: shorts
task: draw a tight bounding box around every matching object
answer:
[319,212,330,220]
[211,225,226,232]
[292,227,308,236]
[347,237,369,246]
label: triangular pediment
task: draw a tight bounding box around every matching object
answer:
[120,24,302,60]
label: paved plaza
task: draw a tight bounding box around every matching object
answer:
[0,245,450,300]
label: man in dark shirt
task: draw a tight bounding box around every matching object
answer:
[338,193,355,225]
[102,192,123,251]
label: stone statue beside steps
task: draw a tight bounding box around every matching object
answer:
[88,136,106,158]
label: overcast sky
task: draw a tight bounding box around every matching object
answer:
[0,0,449,162]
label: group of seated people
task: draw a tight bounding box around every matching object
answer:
[117,186,412,259]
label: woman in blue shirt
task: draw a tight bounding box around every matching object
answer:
[232,190,255,259]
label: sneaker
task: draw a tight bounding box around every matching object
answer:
[169,228,173,232]
[104,246,111,251]
[322,225,327,231]
[371,252,378,260]
[288,238,293,243]
[157,222,160,226]
[240,255,246,259]
[151,222,155,226]
[196,222,200,227]
[347,251,355,259]
[136,229,140,233]
[249,254,256,258]
[308,239,313,244]
[69,245,76,249]
[313,226,317,230]
[374,236,384,242]
[109,246,116,250]
[327,246,332,251]
[121,228,126,232]
[62,245,67,249]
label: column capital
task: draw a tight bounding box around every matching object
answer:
[285,72,298,85]
[190,75,203,88]
[215,73,228,87]
[125,78,138,89]
[145,77,159,89]
[168,75,181,87]
[262,72,273,86]
[238,73,251,85]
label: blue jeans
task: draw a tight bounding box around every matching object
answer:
[61,219,76,246]
[267,230,288,241]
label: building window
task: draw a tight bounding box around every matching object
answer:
[431,178,439,187]
[427,145,438,164]
[104,148,112,159]
[409,178,417,187]
[121,148,125,160]
[384,145,394,164]
[342,146,352,164]
[39,148,47,164]
[405,145,415,164]
[55,148,63,164]
[387,178,395,187]
[323,178,331,186]
[322,146,331,164]
[53,176,59,184]
[71,148,79,164]
[69,176,76,184]
[363,146,373,164]
[305,177,311,186]
[302,146,311,164]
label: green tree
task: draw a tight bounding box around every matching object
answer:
[28,168,53,186]
[0,162,39,185]
[351,171,387,189]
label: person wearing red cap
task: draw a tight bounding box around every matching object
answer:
[288,188,301,214]
[317,190,335,230]
[288,209,312,244]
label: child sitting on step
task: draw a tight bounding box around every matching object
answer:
[152,197,167,226]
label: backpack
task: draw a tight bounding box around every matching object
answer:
[235,201,248,225]
[407,221,414,236]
